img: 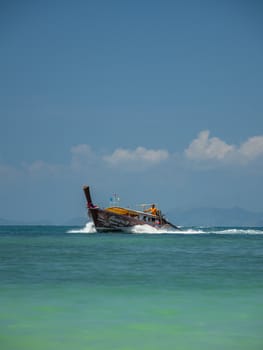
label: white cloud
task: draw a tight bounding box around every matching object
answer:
[104,146,169,166]
[184,130,263,165]
[238,136,263,160]
[185,130,235,161]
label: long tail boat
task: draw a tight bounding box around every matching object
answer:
[83,186,179,232]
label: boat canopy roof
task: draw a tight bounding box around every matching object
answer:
[105,206,155,217]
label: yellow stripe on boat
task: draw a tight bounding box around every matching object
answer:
[106,207,139,217]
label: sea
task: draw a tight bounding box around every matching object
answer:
[1,224,263,350]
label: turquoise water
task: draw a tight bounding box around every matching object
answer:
[1,225,263,350]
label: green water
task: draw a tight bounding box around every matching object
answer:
[1,226,263,349]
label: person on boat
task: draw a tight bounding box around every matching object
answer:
[144,204,160,222]
[145,204,158,216]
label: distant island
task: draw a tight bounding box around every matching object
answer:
[1,207,262,227]
[167,207,263,227]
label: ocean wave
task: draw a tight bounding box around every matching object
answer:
[67,222,96,233]
[214,228,263,235]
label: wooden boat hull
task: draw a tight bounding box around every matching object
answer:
[83,186,178,232]
[88,207,174,232]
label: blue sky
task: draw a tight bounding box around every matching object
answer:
[1,0,263,223]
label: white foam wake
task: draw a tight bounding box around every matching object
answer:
[67,222,96,233]
[215,228,263,235]
[67,224,263,235]
[67,223,205,234]
[130,225,204,234]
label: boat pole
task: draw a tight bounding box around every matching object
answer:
[83,186,93,207]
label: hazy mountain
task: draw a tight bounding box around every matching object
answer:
[167,207,263,227]
[0,218,54,225]
[0,218,16,225]
[0,216,87,226]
